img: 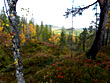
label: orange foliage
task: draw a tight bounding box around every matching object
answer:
[0,27,3,31]
[19,32,25,45]
[28,23,36,38]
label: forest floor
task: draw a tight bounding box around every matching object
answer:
[0,39,110,83]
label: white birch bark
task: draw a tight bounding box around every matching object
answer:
[7,0,25,83]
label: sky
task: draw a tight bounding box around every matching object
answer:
[0,0,100,29]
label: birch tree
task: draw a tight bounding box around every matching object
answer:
[6,0,25,82]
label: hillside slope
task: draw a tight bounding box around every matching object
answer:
[0,40,110,83]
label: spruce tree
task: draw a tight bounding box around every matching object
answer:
[49,25,52,38]
[36,25,39,41]
[79,28,88,52]
[60,27,66,52]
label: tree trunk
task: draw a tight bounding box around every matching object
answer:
[86,0,110,60]
[109,30,110,45]
[37,26,39,41]
[102,30,105,46]
[7,0,25,82]
[83,40,85,52]
[71,34,73,58]
[105,28,109,45]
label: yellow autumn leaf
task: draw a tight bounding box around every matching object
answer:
[21,24,24,27]
[57,38,59,40]
[2,23,5,25]
[12,36,14,38]
[14,60,18,64]
[108,11,110,14]
[6,18,8,20]
[6,44,8,46]
[0,27,3,31]
[6,24,9,27]
[19,34,21,37]
[17,49,19,52]
[13,4,15,7]
[10,14,13,17]
[21,39,25,44]
[49,38,51,42]
[32,39,35,42]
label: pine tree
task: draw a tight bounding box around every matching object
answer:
[45,25,49,41]
[52,31,55,44]
[60,27,66,52]
[49,25,52,38]
[87,26,96,48]
[79,28,88,52]
[67,30,71,45]
[36,24,39,41]
[43,25,49,42]
[40,21,44,41]
[40,21,43,34]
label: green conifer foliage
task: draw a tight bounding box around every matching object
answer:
[60,27,66,52]
[79,28,88,52]
[36,25,39,41]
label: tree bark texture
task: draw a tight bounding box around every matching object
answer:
[108,30,110,45]
[7,0,25,83]
[102,30,105,46]
[86,0,110,59]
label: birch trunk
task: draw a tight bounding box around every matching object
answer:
[7,0,25,82]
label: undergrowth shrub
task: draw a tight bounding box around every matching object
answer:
[33,54,110,83]
[23,56,54,68]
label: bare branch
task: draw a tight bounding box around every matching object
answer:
[64,1,98,17]
[72,1,98,16]
[76,1,97,11]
